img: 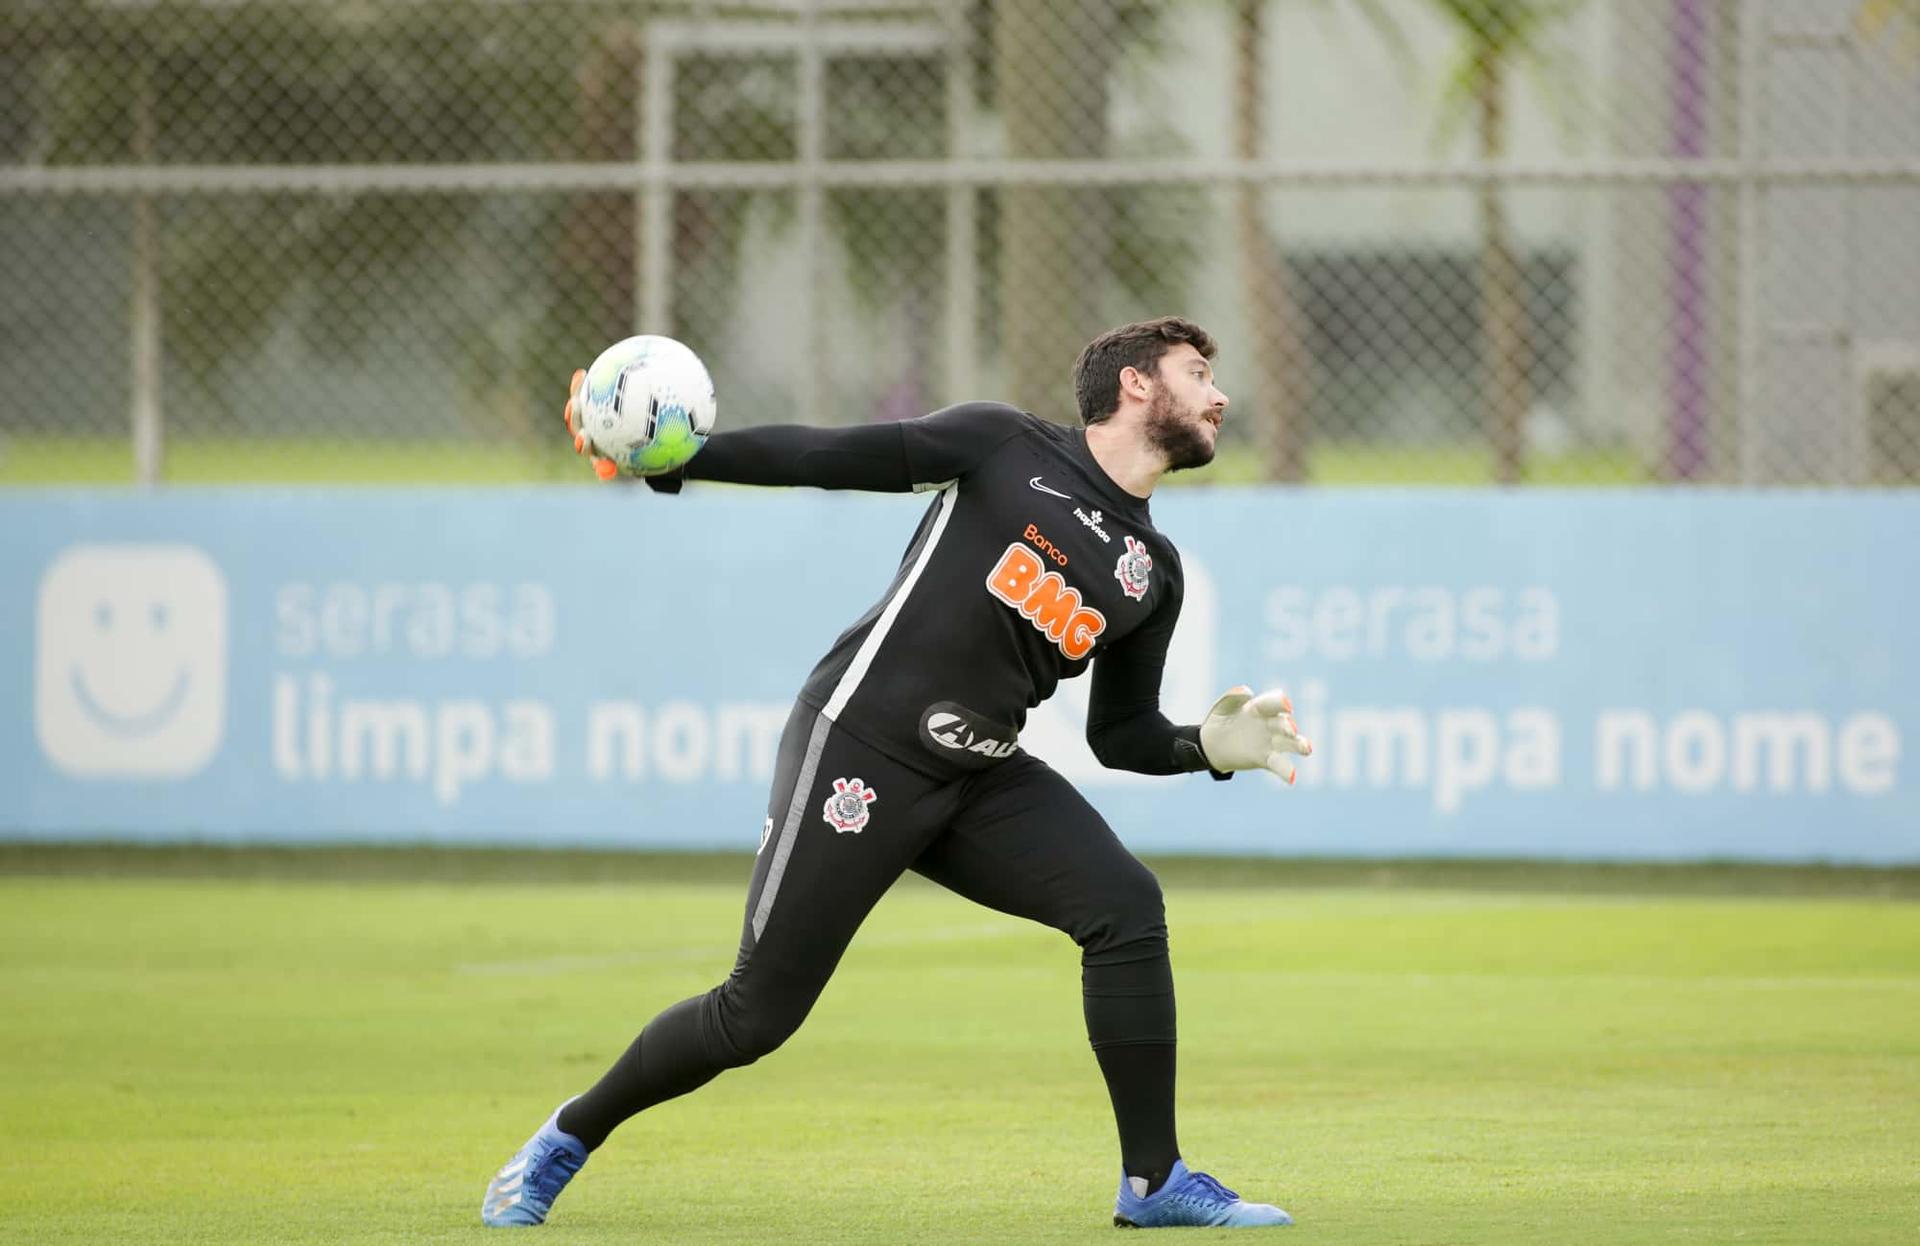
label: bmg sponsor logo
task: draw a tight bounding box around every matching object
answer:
[36,544,228,778]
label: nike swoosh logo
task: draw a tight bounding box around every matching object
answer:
[1029,477,1071,499]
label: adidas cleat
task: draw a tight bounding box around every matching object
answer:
[1113,1159,1293,1228]
[481,1105,589,1227]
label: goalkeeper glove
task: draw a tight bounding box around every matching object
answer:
[562,368,621,481]
[1199,686,1314,784]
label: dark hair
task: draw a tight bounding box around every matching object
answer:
[1072,317,1218,425]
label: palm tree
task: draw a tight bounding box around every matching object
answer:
[1423,1,1584,483]
[1230,0,1313,482]
[1231,0,1420,483]
[1171,0,1583,485]
[993,0,1121,418]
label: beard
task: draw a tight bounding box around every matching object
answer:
[1143,386,1218,472]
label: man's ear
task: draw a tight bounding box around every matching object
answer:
[1119,364,1154,402]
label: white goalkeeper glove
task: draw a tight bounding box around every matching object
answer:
[1199,686,1314,784]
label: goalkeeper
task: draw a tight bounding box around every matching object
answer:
[482,317,1314,1230]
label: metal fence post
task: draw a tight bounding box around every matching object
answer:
[130,55,162,486]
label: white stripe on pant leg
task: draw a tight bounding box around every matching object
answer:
[821,484,957,722]
[755,487,954,940]
[751,710,833,941]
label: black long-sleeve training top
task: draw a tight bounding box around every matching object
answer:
[656,401,1223,782]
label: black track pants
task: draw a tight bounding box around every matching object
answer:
[559,703,1176,1151]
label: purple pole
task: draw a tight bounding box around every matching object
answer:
[1667,0,1710,480]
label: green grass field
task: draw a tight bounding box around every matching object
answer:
[3,849,1916,1245]
[0,435,1654,487]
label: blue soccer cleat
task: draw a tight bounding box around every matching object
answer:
[1112,1159,1293,1228]
[481,1103,589,1227]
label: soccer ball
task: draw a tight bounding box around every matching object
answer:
[577,335,717,477]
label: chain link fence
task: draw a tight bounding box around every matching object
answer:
[2,0,1917,486]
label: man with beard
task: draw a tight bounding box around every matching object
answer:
[482,316,1314,1231]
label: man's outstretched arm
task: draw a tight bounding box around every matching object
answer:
[563,369,1025,493]
[675,422,917,491]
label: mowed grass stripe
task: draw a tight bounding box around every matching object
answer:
[2,872,1915,1245]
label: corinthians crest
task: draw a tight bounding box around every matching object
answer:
[822,776,878,834]
[1113,534,1153,601]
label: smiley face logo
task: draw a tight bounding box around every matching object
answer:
[35,544,228,778]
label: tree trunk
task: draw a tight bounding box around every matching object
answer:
[994,0,1114,420]
[1233,0,1311,482]
[1477,50,1529,484]
[568,25,641,348]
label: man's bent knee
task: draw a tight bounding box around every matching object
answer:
[1074,863,1168,962]
[707,978,811,1066]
